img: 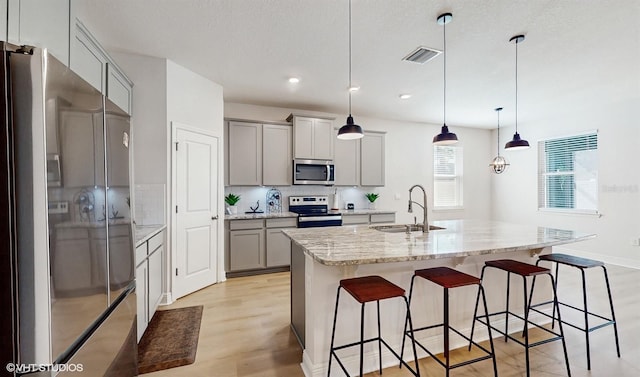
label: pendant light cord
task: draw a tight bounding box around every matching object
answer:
[497,110,500,155]
[443,18,447,125]
[348,0,352,116]
[515,39,518,133]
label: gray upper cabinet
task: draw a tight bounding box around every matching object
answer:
[361,131,386,186]
[8,0,70,66]
[288,114,334,160]
[69,19,133,114]
[106,63,133,115]
[70,19,108,93]
[334,130,360,186]
[227,121,262,186]
[262,124,292,186]
[0,0,6,42]
[225,120,292,187]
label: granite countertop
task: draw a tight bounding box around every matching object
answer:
[225,211,298,220]
[340,209,396,215]
[135,224,166,246]
[282,219,596,266]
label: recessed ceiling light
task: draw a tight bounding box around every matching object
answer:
[348,86,360,92]
[399,94,412,100]
[288,77,300,84]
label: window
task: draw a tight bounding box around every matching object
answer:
[538,132,598,213]
[433,145,463,208]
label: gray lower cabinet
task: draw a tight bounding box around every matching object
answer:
[226,217,296,275]
[229,229,265,271]
[342,212,395,225]
[135,229,164,341]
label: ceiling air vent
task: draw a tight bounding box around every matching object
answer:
[402,46,441,64]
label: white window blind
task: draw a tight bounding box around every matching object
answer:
[538,132,598,213]
[433,145,463,208]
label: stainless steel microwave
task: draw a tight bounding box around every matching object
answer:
[293,159,335,185]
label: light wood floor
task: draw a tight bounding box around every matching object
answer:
[142,264,640,377]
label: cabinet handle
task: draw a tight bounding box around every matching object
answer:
[211,216,218,220]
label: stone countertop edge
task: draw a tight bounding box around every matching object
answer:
[340,209,396,214]
[135,224,166,247]
[282,219,597,267]
[224,209,395,220]
[225,212,298,220]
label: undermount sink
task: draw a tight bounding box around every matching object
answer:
[371,224,446,233]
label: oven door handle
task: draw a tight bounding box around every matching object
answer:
[298,215,343,223]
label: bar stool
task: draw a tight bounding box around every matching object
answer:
[401,267,497,377]
[470,259,571,377]
[327,275,420,377]
[528,253,620,370]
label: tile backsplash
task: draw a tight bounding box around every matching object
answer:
[224,186,376,213]
[134,184,166,225]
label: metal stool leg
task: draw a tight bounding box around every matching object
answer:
[469,265,488,349]
[377,300,382,374]
[521,276,530,377]
[327,287,341,377]
[443,287,450,377]
[400,274,417,364]
[359,302,365,377]
[549,273,571,377]
[581,269,591,370]
[505,271,511,342]
[602,266,621,358]
[479,285,499,377]
[403,295,421,377]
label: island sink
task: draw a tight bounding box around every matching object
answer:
[371,224,446,233]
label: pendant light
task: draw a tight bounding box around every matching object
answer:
[489,107,510,174]
[433,13,458,145]
[337,0,364,140]
[505,35,530,150]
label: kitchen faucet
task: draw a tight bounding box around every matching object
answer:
[408,184,429,232]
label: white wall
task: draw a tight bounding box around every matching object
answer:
[111,52,167,186]
[224,103,493,224]
[167,60,226,292]
[490,88,640,267]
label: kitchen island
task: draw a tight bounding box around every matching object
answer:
[282,219,595,377]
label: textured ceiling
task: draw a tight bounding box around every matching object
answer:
[76,0,639,129]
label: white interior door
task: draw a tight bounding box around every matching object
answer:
[173,126,219,299]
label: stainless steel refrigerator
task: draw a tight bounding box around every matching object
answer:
[0,42,137,376]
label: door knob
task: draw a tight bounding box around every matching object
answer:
[211,215,218,220]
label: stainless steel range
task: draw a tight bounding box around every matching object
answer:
[289,196,342,228]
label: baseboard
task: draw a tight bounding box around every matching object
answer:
[158,292,173,306]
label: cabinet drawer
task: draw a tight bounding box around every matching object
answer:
[135,243,147,267]
[229,219,264,230]
[265,218,297,228]
[370,213,395,224]
[148,230,163,253]
[342,214,369,225]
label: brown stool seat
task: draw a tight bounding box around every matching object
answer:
[485,259,549,277]
[415,266,480,288]
[329,275,420,376]
[340,275,405,303]
[539,253,604,269]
